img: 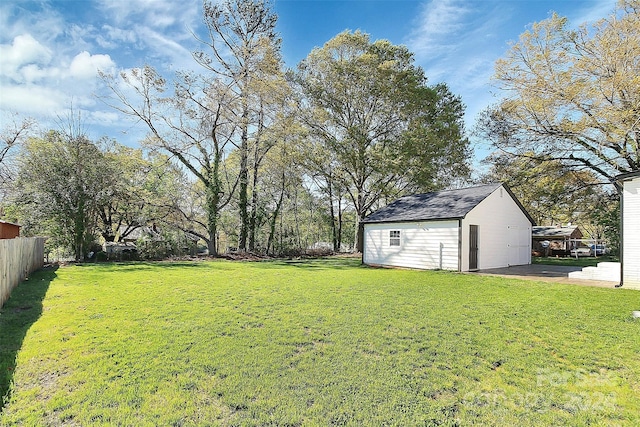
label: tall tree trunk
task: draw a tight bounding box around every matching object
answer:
[327,173,338,252]
[206,127,224,257]
[238,95,249,251]
[354,187,365,252]
[337,195,343,251]
[74,197,86,261]
[355,216,365,253]
[248,189,258,251]
[293,188,301,250]
[248,131,261,251]
[267,171,286,255]
[206,183,219,257]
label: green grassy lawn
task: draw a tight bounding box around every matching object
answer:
[533,256,619,268]
[1,258,639,426]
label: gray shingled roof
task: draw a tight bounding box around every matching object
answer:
[531,226,581,239]
[363,183,506,223]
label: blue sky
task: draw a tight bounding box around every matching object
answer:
[0,0,617,164]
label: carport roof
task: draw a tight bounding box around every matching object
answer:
[363,183,533,224]
[532,226,582,239]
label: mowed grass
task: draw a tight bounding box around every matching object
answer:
[1,258,639,426]
[532,256,619,267]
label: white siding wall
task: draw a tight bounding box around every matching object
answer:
[623,177,640,289]
[363,220,459,270]
[461,186,532,271]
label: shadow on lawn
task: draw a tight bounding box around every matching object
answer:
[72,261,212,272]
[0,266,57,413]
[79,257,366,270]
[268,257,366,270]
[69,257,366,272]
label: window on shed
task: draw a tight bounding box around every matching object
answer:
[389,230,401,246]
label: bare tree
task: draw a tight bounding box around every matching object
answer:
[101,66,240,255]
[0,114,34,191]
[101,0,285,254]
[194,0,283,251]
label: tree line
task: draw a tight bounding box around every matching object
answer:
[2,1,471,260]
[1,0,636,260]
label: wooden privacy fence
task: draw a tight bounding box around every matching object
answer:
[1,237,46,308]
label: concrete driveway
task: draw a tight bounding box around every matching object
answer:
[472,264,619,288]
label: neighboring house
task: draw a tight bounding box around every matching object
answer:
[616,171,640,290]
[531,225,583,256]
[103,241,137,255]
[115,224,200,255]
[362,183,534,272]
[0,220,20,239]
[118,225,162,244]
[102,226,161,254]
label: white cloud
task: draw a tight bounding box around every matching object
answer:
[96,25,139,49]
[0,34,53,81]
[406,0,471,58]
[69,51,116,79]
[88,110,120,125]
[0,85,66,115]
[92,0,202,72]
[96,0,200,31]
[137,27,195,68]
[407,1,506,87]
[567,0,618,26]
[20,63,62,83]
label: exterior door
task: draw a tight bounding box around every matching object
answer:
[469,225,479,271]
[508,225,531,266]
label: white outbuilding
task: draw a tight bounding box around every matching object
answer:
[616,171,640,289]
[362,183,534,272]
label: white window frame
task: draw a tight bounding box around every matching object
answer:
[389,230,401,247]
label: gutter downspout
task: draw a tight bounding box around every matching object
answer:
[616,184,624,287]
[361,223,366,266]
[458,219,462,272]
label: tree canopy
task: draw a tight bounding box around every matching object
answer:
[9,130,176,260]
[0,115,34,198]
[296,31,470,249]
[9,6,478,258]
[13,131,111,260]
[477,0,640,185]
[482,152,619,247]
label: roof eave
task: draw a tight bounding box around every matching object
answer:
[361,216,465,225]
[614,170,640,182]
[500,183,536,226]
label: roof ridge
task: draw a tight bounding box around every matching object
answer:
[405,182,501,198]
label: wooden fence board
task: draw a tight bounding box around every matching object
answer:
[0,237,45,307]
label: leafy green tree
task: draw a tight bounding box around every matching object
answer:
[95,143,181,243]
[477,0,640,185]
[297,128,351,252]
[482,152,620,249]
[296,31,470,250]
[588,193,620,253]
[14,131,111,260]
